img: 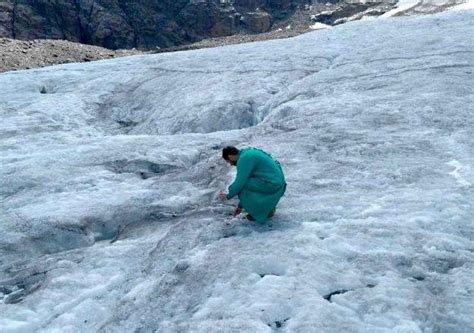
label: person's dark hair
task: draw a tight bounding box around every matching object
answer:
[222,146,240,160]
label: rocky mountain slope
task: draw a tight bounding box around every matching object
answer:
[0,0,313,50]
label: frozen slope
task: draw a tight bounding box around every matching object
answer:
[1,9,473,333]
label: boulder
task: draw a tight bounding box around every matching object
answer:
[241,11,272,33]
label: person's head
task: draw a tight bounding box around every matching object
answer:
[222,146,239,166]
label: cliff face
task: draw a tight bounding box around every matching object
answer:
[0,0,310,50]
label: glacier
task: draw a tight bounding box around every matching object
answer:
[1,8,473,333]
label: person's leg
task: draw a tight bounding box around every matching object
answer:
[244,178,282,194]
[247,208,275,221]
[268,208,276,218]
[239,189,279,223]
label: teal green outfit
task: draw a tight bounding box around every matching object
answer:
[226,148,286,223]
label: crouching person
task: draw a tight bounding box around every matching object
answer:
[219,146,286,223]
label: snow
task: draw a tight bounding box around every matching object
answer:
[1,8,474,333]
[309,22,331,30]
[447,160,472,187]
[383,0,470,17]
[453,0,474,9]
[382,0,419,17]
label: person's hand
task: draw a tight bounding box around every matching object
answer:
[233,207,242,216]
[218,191,228,201]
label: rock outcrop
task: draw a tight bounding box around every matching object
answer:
[0,0,309,50]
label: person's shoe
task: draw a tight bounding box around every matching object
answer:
[268,208,276,218]
[246,214,255,221]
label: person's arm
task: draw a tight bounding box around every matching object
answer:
[227,153,255,199]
